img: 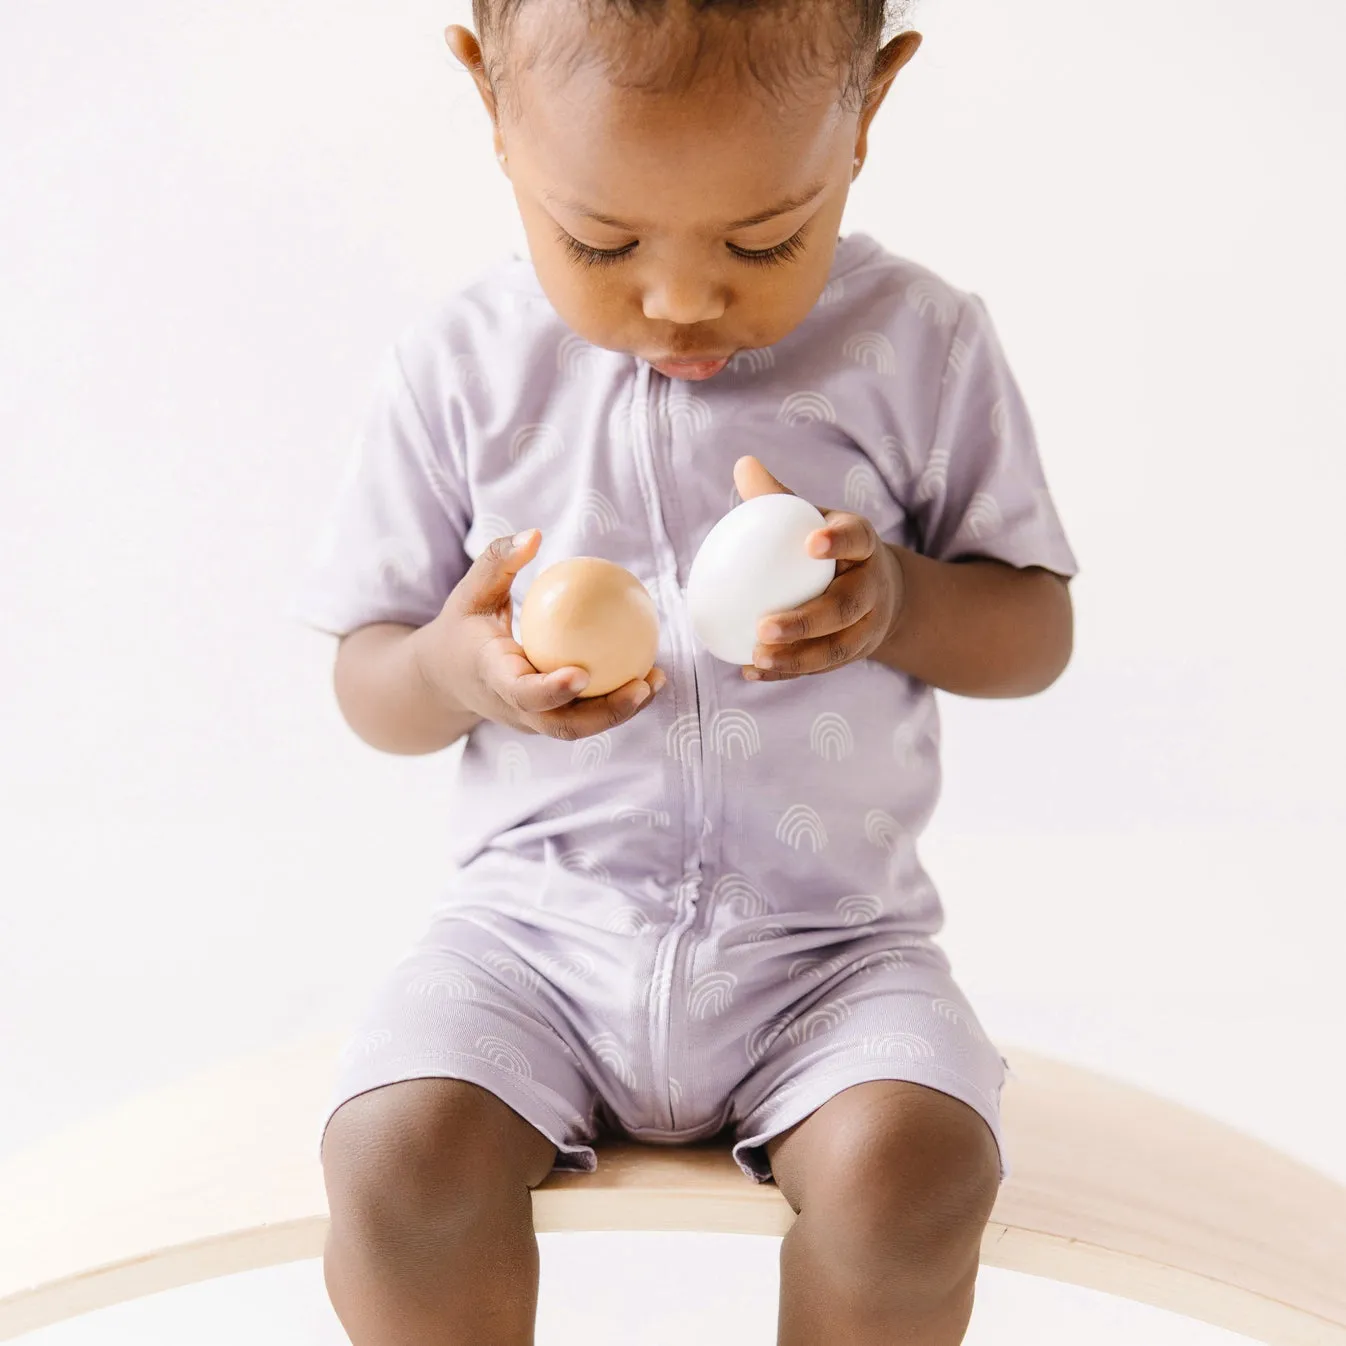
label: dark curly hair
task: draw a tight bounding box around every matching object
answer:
[471,0,915,117]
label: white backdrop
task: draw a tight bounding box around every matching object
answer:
[2,0,1343,1342]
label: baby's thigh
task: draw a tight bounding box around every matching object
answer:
[319,915,605,1226]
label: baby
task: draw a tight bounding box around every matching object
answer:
[296,0,1079,1342]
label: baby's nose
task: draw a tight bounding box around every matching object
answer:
[642,273,728,325]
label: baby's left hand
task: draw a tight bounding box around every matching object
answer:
[735,456,906,681]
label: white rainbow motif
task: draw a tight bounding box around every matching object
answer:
[787,956,824,982]
[668,1077,683,1105]
[711,873,767,918]
[373,537,421,591]
[730,347,776,374]
[605,906,652,935]
[864,809,901,853]
[915,444,950,504]
[837,893,883,926]
[475,1034,533,1078]
[842,330,898,375]
[510,422,565,465]
[558,849,611,886]
[778,391,837,426]
[339,1028,392,1068]
[607,399,638,450]
[810,712,854,761]
[991,397,1010,440]
[745,1014,793,1064]
[710,709,761,759]
[857,947,910,972]
[931,997,986,1039]
[573,732,614,771]
[689,970,738,1019]
[406,969,479,1001]
[557,333,602,377]
[776,804,828,852]
[539,950,597,982]
[473,514,515,547]
[878,434,918,483]
[892,719,932,767]
[786,998,852,1046]
[666,714,702,765]
[746,922,790,943]
[538,799,575,821]
[577,489,620,538]
[425,455,466,512]
[612,806,671,828]
[449,353,488,391]
[946,336,971,378]
[497,743,531,787]
[960,492,1003,542]
[843,462,882,512]
[905,277,959,327]
[862,1031,935,1061]
[818,278,846,306]
[663,392,714,436]
[786,952,850,982]
[591,1031,637,1088]
[480,949,543,993]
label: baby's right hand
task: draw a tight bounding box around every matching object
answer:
[419,529,666,740]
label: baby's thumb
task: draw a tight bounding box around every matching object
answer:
[455,529,539,615]
[734,455,795,501]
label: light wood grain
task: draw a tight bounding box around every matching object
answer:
[1,1034,1342,1342]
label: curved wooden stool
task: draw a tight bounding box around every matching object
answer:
[1,1035,1342,1344]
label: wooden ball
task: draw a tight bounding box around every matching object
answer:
[519,557,660,699]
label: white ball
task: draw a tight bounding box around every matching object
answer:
[686,493,837,665]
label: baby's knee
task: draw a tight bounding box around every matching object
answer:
[321,1076,555,1252]
[789,1083,1000,1287]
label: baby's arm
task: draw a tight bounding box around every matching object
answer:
[335,622,479,756]
[331,531,664,756]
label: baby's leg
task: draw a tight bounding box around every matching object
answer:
[767,1080,1000,1346]
[321,1075,556,1346]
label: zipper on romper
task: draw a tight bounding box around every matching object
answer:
[631,363,705,1131]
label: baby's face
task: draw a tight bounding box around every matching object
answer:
[463,5,882,381]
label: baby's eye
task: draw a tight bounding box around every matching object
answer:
[558,228,636,268]
[556,224,809,270]
[728,227,808,267]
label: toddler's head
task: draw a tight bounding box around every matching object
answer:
[447,0,920,379]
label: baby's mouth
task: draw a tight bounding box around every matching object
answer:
[649,353,734,381]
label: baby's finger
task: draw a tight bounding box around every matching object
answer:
[480,639,591,712]
[453,529,540,616]
[534,675,661,741]
[810,512,878,563]
[510,666,595,715]
[756,567,874,645]
[746,609,888,679]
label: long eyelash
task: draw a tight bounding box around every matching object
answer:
[556,224,809,269]
[558,229,635,268]
[730,228,808,267]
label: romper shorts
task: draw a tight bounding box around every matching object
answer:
[317,854,1010,1186]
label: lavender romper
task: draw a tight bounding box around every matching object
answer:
[295,231,1080,1183]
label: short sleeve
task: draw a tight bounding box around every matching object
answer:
[291,344,473,637]
[910,295,1080,579]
